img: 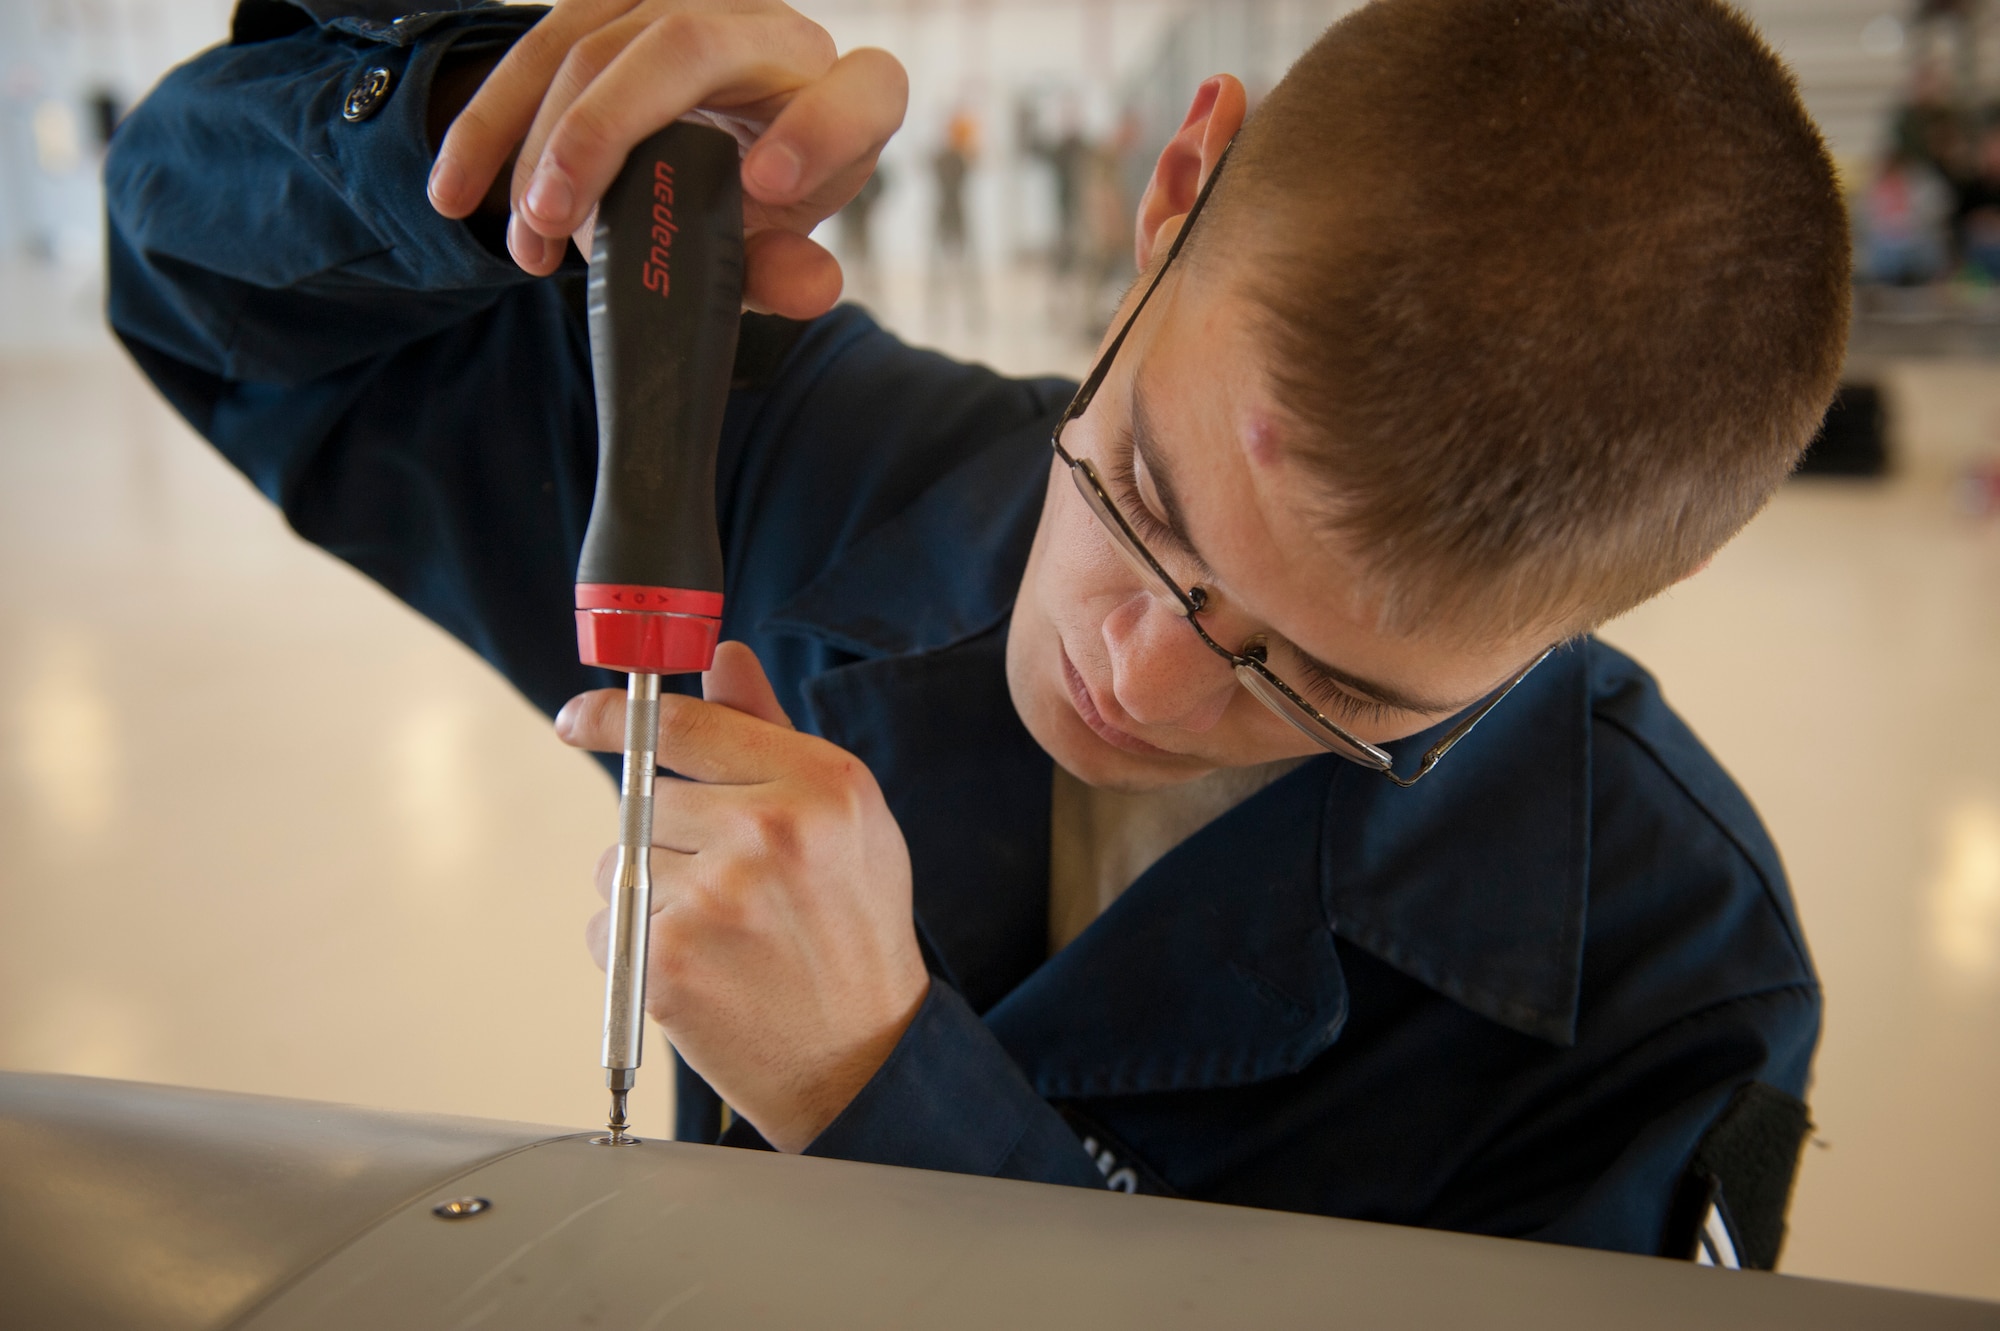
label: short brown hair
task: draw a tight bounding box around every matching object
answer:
[1205,0,1849,642]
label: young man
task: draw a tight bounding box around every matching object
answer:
[106,0,1846,1267]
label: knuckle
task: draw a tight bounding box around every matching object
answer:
[642,970,683,1025]
[646,12,712,69]
[657,696,705,751]
[550,97,614,163]
[856,46,908,99]
[836,783,871,829]
[445,102,499,149]
[801,22,837,70]
[652,697,686,748]
[695,866,755,932]
[821,752,875,816]
[510,21,555,64]
[512,19,577,76]
[650,921,695,983]
[542,58,588,112]
[741,804,802,863]
[565,27,623,83]
[586,691,624,738]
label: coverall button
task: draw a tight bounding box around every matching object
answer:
[341,67,394,122]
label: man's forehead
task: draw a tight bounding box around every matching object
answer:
[1126,291,1335,596]
[1127,371,1365,669]
[1127,296,1332,615]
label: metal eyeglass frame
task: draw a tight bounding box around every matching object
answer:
[1049,143,1553,788]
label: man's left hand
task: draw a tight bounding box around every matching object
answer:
[557,642,930,1152]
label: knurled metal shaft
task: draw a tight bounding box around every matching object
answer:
[596,672,660,1144]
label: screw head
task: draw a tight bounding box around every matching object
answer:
[432,1196,491,1219]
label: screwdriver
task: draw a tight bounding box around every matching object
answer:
[575,120,744,1145]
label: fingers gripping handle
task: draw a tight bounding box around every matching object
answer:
[576,121,743,675]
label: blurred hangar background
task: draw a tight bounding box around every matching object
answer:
[1,0,1996,1306]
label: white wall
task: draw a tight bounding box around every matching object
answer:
[1,0,233,263]
[0,0,1938,329]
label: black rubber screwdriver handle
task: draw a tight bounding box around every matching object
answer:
[575,120,744,674]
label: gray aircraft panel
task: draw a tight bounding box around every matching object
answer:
[5,1071,1997,1330]
[0,1072,554,1331]
[236,1133,2000,1331]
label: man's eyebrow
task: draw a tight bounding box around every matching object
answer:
[1132,378,1470,718]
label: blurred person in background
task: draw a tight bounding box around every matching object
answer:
[1954,118,2000,281]
[105,0,1846,1270]
[836,164,886,309]
[1078,114,1140,335]
[928,107,984,334]
[1892,57,1964,182]
[1020,91,1092,328]
[1863,148,1953,285]
[1874,50,1984,286]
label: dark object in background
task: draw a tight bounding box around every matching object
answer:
[1796,382,1889,477]
[88,87,123,147]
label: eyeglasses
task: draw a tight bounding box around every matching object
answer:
[1050,143,1551,787]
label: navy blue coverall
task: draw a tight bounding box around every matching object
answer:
[103,0,1822,1266]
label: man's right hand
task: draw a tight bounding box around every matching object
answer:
[425,0,906,319]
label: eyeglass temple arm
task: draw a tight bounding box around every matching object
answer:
[1383,646,1557,788]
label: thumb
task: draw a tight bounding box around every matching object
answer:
[701,640,794,730]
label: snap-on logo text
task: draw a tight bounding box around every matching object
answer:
[643,161,676,297]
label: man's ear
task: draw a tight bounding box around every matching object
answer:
[1135,75,1248,272]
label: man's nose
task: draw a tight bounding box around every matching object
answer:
[1101,594,1237,733]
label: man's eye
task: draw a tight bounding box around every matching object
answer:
[1107,448,1183,549]
[1121,491,1180,547]
[1293,671,1394,724]
[1262,643,1399,724]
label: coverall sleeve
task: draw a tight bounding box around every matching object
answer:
[801,982,1111,1190]
[104,7,618,719]
[1521,987,1820,1263]
[107,6,546,389]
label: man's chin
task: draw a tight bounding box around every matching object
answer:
[1065,747,1216,793]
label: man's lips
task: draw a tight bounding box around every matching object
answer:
[1060,647,1170,756]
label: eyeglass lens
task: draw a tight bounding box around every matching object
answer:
[1232,664,1391,767]
[1067,464,1193,618]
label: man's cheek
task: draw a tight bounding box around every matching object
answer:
[1044,509,1131,620]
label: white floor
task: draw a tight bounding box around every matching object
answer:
[1,268,1997,1303]
[1602,477,2000,1302]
